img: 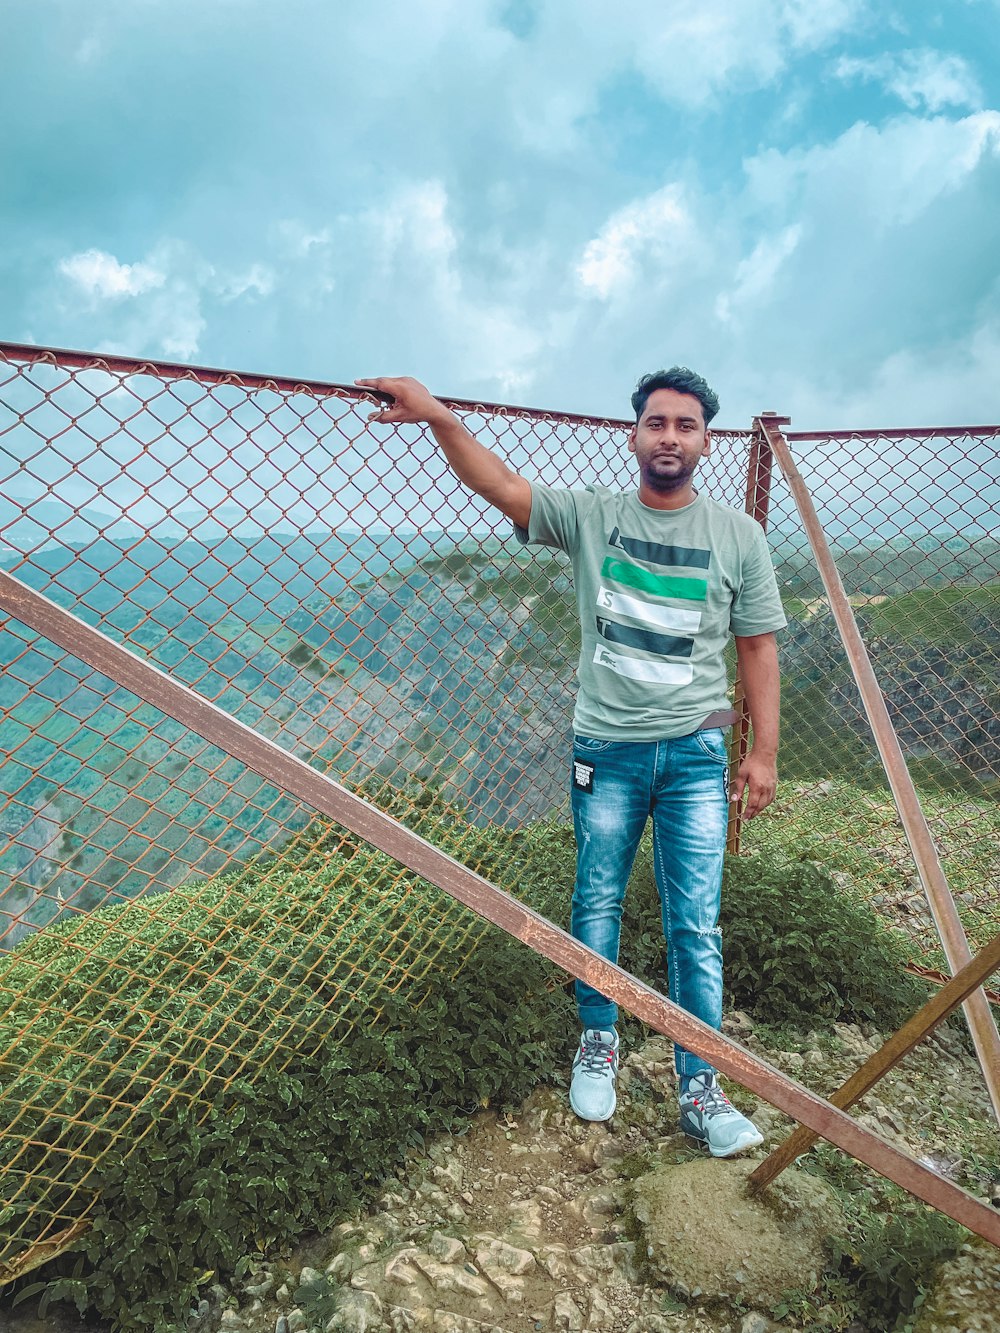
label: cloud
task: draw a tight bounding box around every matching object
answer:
[216,264,275,302]
[58,249,166,301]
[356,179,547,396]
[576,186,696,300]
[626,0,864,105]
[834,48,983,113]
[715,225,802,324]
[53,243,213,360]
[6,0,1000,432]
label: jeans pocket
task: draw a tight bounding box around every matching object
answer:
[574,734,617,753]
[693,728,730,764]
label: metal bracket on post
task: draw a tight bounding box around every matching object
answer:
[755,414,1000,1125]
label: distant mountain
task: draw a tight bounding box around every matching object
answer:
[0,540,576,951]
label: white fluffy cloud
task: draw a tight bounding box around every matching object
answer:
[6,1,1000,426]
[58,249,165,301]
[576,186,695,300]
[835,48,984,113]
[715,225,802,325]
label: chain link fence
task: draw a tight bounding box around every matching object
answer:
[744,424,1000,966]
[1,342,997,1275]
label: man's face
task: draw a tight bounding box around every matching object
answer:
[628,387,711,494]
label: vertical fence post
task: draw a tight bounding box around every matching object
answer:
[727,412,782,854]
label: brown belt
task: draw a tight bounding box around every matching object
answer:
[697,708,740,730]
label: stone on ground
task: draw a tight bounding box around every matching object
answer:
[631,1157,843,1308]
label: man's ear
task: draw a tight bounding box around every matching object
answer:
[702,428,712,458]
[627,424,637,454]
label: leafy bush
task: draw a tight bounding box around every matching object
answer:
[0,781,937,1330]
[1,796,576,1332]
[804,1147,964,1332]
[621,843,926,1031]
[720,852,926,1028]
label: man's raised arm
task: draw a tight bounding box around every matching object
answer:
[355,376,532,531]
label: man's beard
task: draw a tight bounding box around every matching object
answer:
[641,457,698,493]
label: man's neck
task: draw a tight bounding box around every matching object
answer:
[637,482,698,511]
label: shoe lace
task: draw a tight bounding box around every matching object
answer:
[579,1033,616,1074]
[690,1080,733,1118]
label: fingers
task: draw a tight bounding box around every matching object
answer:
[354,377,395,403]
[743,779,776,820]
[731,762,776,820]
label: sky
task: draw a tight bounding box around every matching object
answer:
[2,0,1000,430]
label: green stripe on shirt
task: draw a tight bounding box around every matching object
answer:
[601,555,707,602]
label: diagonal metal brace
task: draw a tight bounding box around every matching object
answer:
[749,932,1000,1192]
[755,413,1000,1125]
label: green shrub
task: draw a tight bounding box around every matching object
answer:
[1,799,576,1332]
[0,784,936,1330]
[804,1147,965,1332]
[621,844,926,1031]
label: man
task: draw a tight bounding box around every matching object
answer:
[356,368,785,1157]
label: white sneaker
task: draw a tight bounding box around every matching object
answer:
[678,1071,764,1157]
[569,1028,619,1122]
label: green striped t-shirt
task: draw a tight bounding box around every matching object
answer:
[515,485,786,740]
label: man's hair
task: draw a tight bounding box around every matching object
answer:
[631,367,720,426]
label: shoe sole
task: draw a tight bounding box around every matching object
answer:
[684,1127,764,1158]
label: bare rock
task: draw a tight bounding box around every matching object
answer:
[623,1318,677,1333]
[427,1232,467,1265]
[631,1158,843,1308]
[414,1256,490,1300]
[538,1245,575,1281]
[551,1291,586,1330]
[475,1238,536,1275]
[586,1290,615,1327]
[384,1250,421,1287]
[324,1290,384,1333]
[912,1237,1000,1333]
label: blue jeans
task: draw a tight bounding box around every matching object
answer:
[570,729,729,1080]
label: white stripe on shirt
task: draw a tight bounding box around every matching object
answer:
[592,644,694,685]
[595,586,702,635]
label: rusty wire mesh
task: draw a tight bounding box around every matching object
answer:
[0,342,997,1272]
[744,424,1000,967]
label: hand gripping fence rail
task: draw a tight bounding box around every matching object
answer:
[1,342,999,1279]
[2,566,999,1257]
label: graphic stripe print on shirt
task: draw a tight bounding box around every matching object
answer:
[594,529,712,687]
[596,586,702,634]
[592,644,693,684]
[601,556,707,602]
[596,616,694,658]
[608,526,712,570]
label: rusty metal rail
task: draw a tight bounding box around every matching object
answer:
[749,932,1000,1192]
[757,413,1000,1125]
[2,565,998,1250]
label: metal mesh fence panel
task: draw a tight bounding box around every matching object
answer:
[745,425,1000,969]
[0,344,756,1268]
[1,341,997,1274]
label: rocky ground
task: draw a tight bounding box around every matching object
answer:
[5,1016,999,1333]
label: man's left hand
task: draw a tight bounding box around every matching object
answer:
[730,751,777,820]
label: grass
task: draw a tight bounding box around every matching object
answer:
[743,779,1000,963]
[857,582,1000,647]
